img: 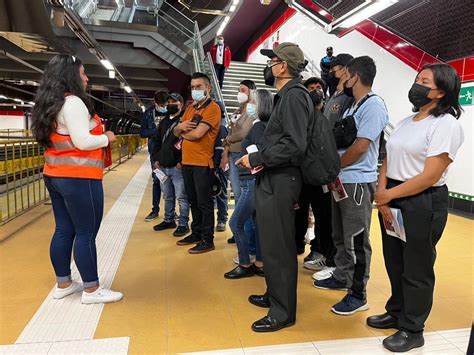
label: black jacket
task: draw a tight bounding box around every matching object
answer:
[249,78,312,169]
[152,113,182,167]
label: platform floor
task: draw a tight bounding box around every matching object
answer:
[0,151,472,354]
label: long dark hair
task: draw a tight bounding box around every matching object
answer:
[419,63,462,119]
[32,54,94,146]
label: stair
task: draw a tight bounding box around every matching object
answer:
[223,61,277,113]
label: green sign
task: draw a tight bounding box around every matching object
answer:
[459,87,473,106]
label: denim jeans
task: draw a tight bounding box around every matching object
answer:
[229,152,255,249]
[44,176,103,288]
[216,169,229,224]
[151,159,161,213]
[160,167,189,227]
[228,152,242,202]
[229,178,262,265]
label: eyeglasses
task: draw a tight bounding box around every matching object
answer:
[266,60,283,67]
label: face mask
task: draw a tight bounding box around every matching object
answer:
[408,83,432,109]
[264,66,276,87]
[309,89,324,106]
[237,92,248,104]
[327,51,333,56]
[343,75,357,98]
[218,39,224,45]
[192,90,206,102]
[246,103,257,117]
[167,105,179,115]
[157,106,167,113]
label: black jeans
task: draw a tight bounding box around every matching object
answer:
[381,179,448,332]
[214,64,225,88]
[256,167,302,323]
[182,165,215,243]
[295,183,335,265]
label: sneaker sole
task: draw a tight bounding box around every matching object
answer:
[154,226,177,231]
[176,240,200,246]
[173,232,190,237]
[82,297,123,305]
[331,303,369,315]
[145,217,159,222]
[313,283,347,291]
[188,246,215,254]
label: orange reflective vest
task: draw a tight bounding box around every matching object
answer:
[43,113,105,180]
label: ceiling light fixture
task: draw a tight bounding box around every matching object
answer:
[109,70,116,79]
[124,86,132,93]
[217,16,230,36]
[100,59,114,70]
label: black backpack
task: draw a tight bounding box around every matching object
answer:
[292,85,341,186]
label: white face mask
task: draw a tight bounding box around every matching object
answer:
[237,92,248,104]
[218,39,224,45]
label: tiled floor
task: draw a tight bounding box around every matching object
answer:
[0,151,472,354]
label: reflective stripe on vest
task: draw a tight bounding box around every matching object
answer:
[44,156,104,168]
[51,140,77,150]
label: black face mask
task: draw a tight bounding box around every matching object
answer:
[343,77,356,97]
[167,105,179,115]
[263,66,276,87]
[309,89,325,107]
[408,83,432,109]
[327,51,333,57]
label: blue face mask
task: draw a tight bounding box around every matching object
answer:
[246,103,257,117]
[192,90,206,102]
[157,106,167,113]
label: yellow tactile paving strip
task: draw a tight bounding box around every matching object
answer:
[1,150,472,354]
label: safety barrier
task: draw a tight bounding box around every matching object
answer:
[0,134,146,224]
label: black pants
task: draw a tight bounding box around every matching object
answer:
[295,184,335,265]
[214,64,225,88]
[256,167,302,323]
[182,165,215,243]
[381,179,448,332]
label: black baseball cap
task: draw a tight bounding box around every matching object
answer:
[168,92,184,103]
[330,53,354,68]
[260,42,306,71]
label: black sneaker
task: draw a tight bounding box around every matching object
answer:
[176,234,201,246]
[188,241,215,254]
[173,225,190,237]
[144,211,159,222]
[153,220,177,231]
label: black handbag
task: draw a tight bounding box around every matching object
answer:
[333,94,375,149]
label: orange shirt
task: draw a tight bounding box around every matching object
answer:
[181,100,221,168]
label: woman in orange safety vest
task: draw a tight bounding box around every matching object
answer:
[31,54,122,304]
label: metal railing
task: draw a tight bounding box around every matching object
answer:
[0,135,146,226]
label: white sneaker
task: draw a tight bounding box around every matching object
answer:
[233,254,256,265]
[53,281,83,299]
[304,254,327,271]
[81,287,123,304]
[312,266,336,281]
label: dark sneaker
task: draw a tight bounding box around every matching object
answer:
[176,234,201,246]
[331,294,369,315]
[188,241,215,254]
[216,223,227,232]
[227,236,236,244]
[173,225,190,237]
[144,211,159,222]
[153,220,177,231]
[313,276,347,290]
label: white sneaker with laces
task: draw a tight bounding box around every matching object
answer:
[53,281,83,299]
[233,254,256,265]
[312,266,336,281]
[81,287,123,304]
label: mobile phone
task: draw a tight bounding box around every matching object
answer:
[191,114,202,125]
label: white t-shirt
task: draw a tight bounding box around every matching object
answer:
[386,113,464,186]
[216,44,224,65]
[56,95,109,150]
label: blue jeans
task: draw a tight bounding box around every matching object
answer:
[229,152,256,249]
[216,169,229,224]
[44,176,103,288]
[228,152,242,201]
[161,167,189,227]
[229,179,262,265]
[151,159,161,213]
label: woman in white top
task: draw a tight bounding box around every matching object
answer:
[31,54,123,304]
[366,64,464,352]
